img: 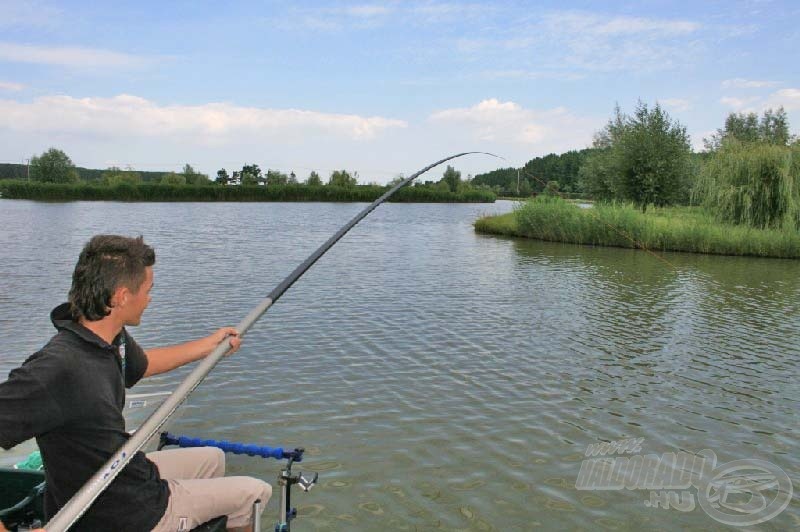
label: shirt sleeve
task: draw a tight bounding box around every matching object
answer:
[123,331,148,388]
[0,358,65,450]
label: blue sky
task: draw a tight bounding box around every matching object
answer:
[1,0,798,182]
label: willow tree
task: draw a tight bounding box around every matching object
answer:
[698,141,796,228]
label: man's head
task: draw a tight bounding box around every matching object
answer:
[68,235,156,324]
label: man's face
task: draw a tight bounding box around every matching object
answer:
[124,266,154,326]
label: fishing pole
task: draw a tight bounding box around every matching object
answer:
[45,151,502,531]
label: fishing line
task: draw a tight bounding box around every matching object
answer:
[46,150,502,531]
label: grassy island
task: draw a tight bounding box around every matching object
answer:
[475,197,800,259]
[0,181,496,203]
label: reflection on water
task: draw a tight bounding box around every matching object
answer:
[0,199,797,530]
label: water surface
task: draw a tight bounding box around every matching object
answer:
[0,199,797,530]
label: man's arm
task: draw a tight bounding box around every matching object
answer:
[143,327,241,377]
[0,358,65,450]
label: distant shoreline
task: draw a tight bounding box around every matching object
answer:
[0,181,496,203]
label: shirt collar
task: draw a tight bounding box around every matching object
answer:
[50,302,124,351]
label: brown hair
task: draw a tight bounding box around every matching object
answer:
[68,235,156,321]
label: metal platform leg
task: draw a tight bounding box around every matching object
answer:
[252,499,261,532]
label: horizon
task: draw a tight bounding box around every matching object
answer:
[1,0,798,184]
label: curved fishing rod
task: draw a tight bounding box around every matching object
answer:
[46,151,502,531]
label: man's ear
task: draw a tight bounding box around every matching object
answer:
[110,285,130,309]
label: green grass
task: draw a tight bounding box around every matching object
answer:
[474,196,800,259]
[0,181,496,203]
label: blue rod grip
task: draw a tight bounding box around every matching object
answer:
[162,433,294,460]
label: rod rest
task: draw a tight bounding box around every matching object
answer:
[159,433,304,462]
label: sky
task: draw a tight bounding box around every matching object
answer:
[1,0,799,183]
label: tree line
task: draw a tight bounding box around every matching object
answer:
[472,149,595,196]
[9,152,488,195]
[1,151,495,203]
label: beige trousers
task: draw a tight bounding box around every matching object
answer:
[148,447,272,531]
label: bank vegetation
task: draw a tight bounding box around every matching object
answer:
[475,103,800,258]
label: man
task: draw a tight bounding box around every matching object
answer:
[0,235,270,531]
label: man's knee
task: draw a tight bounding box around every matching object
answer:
[245,477,272,505]
[208,447,225,477]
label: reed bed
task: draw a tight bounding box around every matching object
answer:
[474,196,800,259]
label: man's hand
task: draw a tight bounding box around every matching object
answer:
[207,327,241,356]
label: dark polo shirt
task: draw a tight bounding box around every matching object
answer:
[0,303,169,531]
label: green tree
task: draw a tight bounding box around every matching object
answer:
[288,171,298,184]
[240,164,261,186]
[181,164,210,185]
[387,174,405,187]
[265,169,288,186]
[306,171,322,186]
[160,172,186,185]
[697,141,796,228]
[760,107,790,145]
[29,148,79,183]
[614,102,692,211]
[442,165,461,193]
[328,169,357,187]
[216,168,230,185]
[579,149,616,200]
[103,166,141,185]
[473,148,596,194]
[240,173,258,186]
[705,107,791,150]
[578,106,628,200]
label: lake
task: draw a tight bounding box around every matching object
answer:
[0,199,797,530]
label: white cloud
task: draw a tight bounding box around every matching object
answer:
[543,12,700,37]
[0,42,152,69]
[429,98,597,148]
[283,2,495,31]
[451,11,704,73]
[718,88,800,115]
[0,94,408,140]
[720,96,760,110]
[0,80,24,91]
[541,12,704,72]
[660,98,691,112]
[721,78,780,89]
[282,3,394,31]
[410,2,496,23]
[0,93,598,182]
[762,88,800,111]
